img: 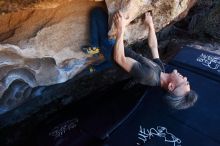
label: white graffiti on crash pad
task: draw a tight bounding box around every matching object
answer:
[137,125,181,146]
[49,118,78,138]
[197,53,220,72]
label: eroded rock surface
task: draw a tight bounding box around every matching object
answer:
[0,0,196,114]
[0,0,105,113]
[106,0,195,44]
[0,43,104,114]
[0,0,68,13]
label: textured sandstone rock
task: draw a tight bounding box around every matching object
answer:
[0,0,196,114]
[105,0,193,44]
[0,43,104,113]
[0,0,105,113]
[0,0,68,13]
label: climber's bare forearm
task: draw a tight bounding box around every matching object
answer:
[113,11,137,72]
[144,12,159,59]
[147,24,159,59]
[114,31,136,72]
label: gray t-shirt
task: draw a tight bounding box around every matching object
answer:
[125,48,161,86]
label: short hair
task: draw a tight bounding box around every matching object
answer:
[164,90,198,110]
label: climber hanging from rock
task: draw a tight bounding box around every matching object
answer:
[81,7,198,110]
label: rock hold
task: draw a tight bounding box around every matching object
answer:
[106,0,193,44]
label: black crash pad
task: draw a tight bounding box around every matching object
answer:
[170,46,220,82]
[106,47,220,146]
[28,80,147,146]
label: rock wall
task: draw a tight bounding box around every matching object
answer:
[0,0,68,13]
[188,0,220,41]
[105,0,194,44]
[0,0,195,114]
[0,0,105,114]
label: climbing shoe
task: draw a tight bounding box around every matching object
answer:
[81,45,100,55]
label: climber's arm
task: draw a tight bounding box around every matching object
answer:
[113,11,137,72]
[144,12,159,59]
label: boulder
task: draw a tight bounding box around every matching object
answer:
[0,0,196,114]
[0,0,105,114]
[188,0,220,41]
[106,0,196,44]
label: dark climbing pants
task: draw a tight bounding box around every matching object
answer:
[89,7,116,72]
